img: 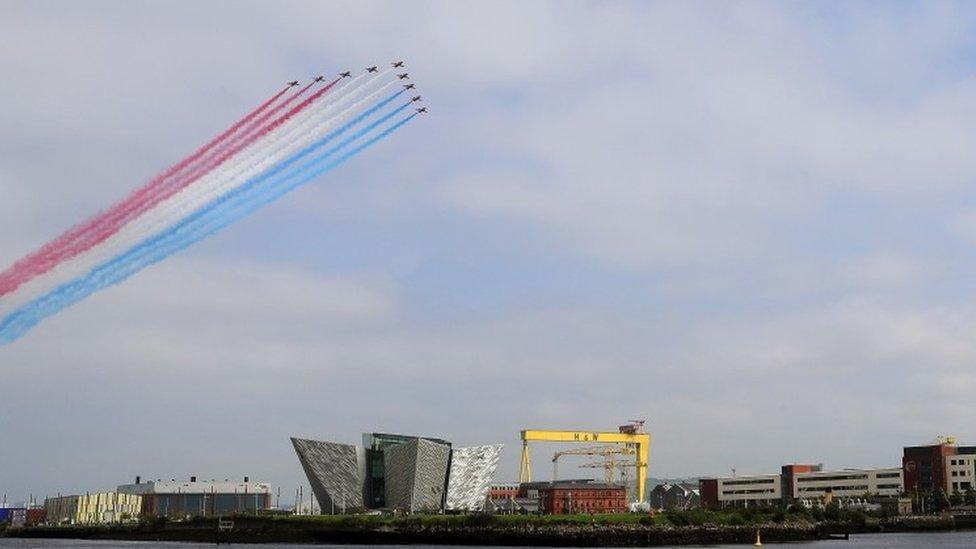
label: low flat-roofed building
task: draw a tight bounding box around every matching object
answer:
[700,474,781,509]
[117,477,271,518]
[45,493,142,525]
[792,467,903,503]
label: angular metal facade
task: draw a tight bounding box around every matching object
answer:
[446,444,504,511]
[384,438,451,512]
[291,437,364,513]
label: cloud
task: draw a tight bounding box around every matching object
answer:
[3,0,976,501]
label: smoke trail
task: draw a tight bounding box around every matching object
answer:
[0,79,338,298]
[0,85,292,296]
[0,111,417,344]
[0,85,403,320]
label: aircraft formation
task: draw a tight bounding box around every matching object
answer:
[287,61,428,114]
[289,62,428,114]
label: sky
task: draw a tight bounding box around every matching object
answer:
[3,0,976,502]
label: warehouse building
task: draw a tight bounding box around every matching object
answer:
[117,477,271,518]
[45,493,142,525]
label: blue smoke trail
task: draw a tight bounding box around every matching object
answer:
[0,108,418,344]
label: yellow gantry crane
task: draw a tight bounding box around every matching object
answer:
[519,420,650,503]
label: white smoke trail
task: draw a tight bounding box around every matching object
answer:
[0,73,398,318]
[0,107,417,344]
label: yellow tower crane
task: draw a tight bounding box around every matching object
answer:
[519,420,650,503]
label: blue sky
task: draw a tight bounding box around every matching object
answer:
[3,0,976,502]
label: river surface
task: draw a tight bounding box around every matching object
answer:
[2,530,976,547]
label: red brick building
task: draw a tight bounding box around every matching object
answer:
[538,482,627,514]
[489,483,519,501]
[903,443,957,511]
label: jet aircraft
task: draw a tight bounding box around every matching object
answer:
[411,96,422,102]
[416,107,428,114]
[366,66,379,73]
[340,71,352,78]
[287,80,300,87]
[403,83,416,90]
[392,61,405,68]
[397,73,409,79]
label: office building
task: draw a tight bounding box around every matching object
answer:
[946,453,976,494]
[791,467,903,503]
[700,473,781,509]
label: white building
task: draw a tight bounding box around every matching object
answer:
[792,467,903,503]
[715,474,781,507]
[946,454,976,494]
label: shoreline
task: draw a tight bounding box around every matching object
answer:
[3,514,975,546]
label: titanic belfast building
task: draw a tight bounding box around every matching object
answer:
[291,433,502,513]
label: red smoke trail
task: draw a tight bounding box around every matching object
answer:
[0,81,336,298]
[212,80,320,158]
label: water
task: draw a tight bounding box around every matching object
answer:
[2,531,976,547]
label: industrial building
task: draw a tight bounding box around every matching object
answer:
[117,477,271,518]
[292,432,502,514]
[538,481,627,514]
[44,493,142,525]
